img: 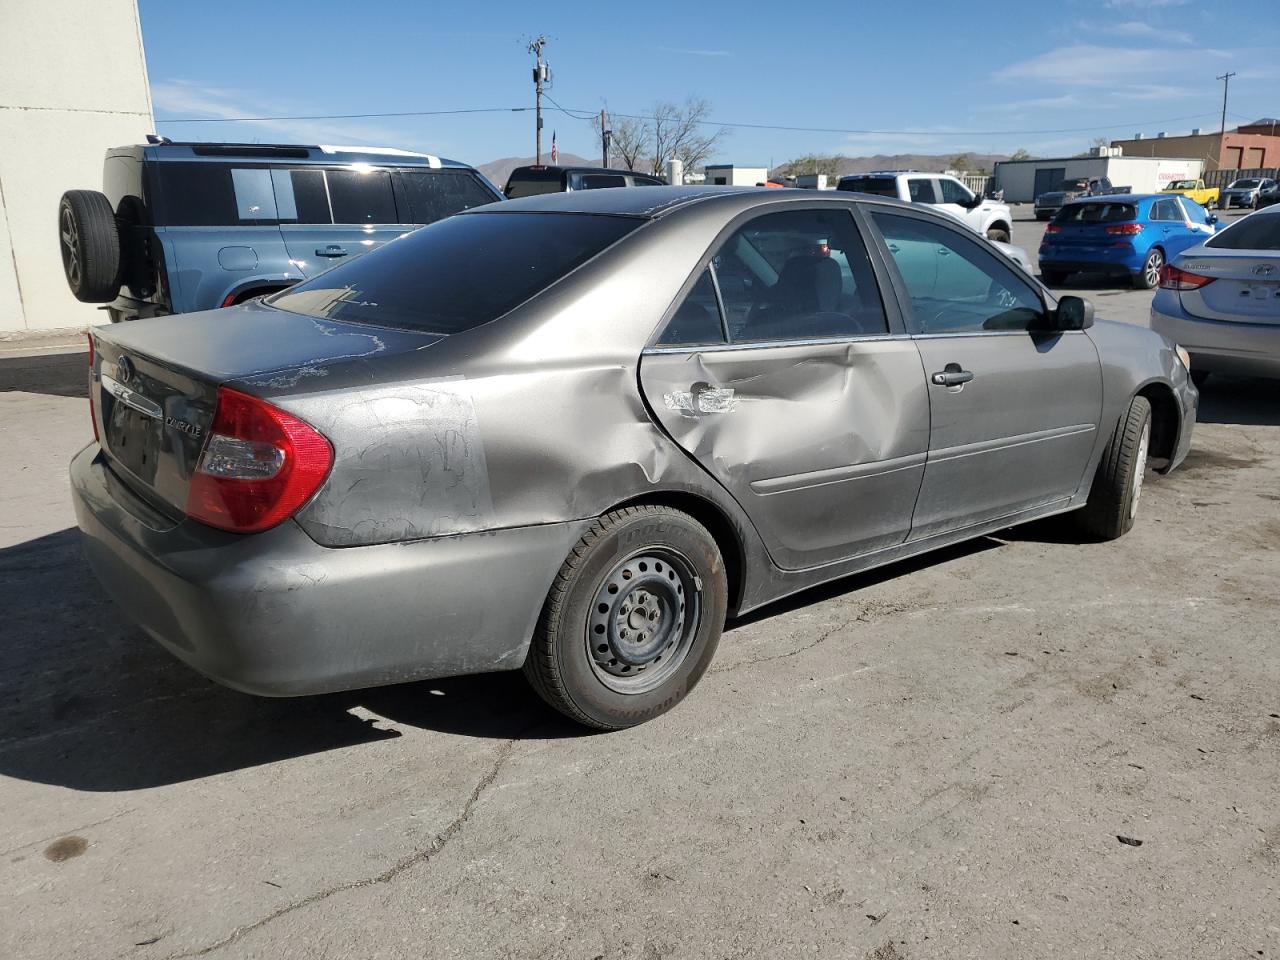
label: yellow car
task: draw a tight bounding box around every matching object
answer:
[1162,179,1219,209]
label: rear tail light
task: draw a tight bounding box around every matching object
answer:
[1044,224,1062,234]
[1158,263,1216,291]
[1105,223,1144,235]
[87,334,99,443]
[186,387,333,533]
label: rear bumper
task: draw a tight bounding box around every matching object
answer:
[71,445,587,696]
[1038,247,1145,275]
[1150,299,1280,379]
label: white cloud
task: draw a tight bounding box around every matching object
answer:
[995,45,1171,86]
[1109,20,1192,44]
[1104,0,1191,8]
[151,80,409,149]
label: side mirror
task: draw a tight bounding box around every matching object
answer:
[964,194,983,208]
[1055,295,1094,330]
[1206,214,1219,225]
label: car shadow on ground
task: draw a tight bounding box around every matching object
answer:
[0,351,89,398]
[1196,374,1280,427]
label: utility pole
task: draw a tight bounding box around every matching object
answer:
[1217,71,1236,139]
[600,108,611,168]
[529,35,550,163]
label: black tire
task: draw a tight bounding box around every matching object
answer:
[1035,213,1050,221]
[1191,369,1210,389]
[986,226,1011,244]
[1076,395,1152,541]
[523,505,728,730]
[1133,248,1163,290]
[58,190,121,303]
[1040,268,1068,286]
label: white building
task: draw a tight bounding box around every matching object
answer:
[0,0,154,334]
[993,148,1204,204]
[704,164,770,187]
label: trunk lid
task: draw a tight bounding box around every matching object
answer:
[1177,251,1280,324]
[90,301,443,515]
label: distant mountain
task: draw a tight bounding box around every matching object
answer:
[771,153,1012,178]
[477,152,596,189]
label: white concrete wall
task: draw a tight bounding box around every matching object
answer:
[0,0,153,334]
[705,166,769,186]
[995,157,1207,203]
[1107,157,1203,193]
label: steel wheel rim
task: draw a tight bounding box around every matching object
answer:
[586,547,701,695]
[1129,420,1150,520]
[60,207,80,288]
[1145,250,1162,287]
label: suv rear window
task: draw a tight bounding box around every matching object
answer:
[836,176,898,198]
[1205,214,1280,251]
[267,212,640,334]
[505,169,566,198]
[1053,202,1136,224]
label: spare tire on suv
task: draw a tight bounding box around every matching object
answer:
[58,190,121,303]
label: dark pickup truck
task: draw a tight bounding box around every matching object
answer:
[1034,176,1132,220]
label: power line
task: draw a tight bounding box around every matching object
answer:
[155,104,1224,139]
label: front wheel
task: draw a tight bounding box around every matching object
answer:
[523,505,728,730]
[1040,268,1068,286]
[1134,248,1163,289]
[1075,395,1152,541]
[986,226,1011,244]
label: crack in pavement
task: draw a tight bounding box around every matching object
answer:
[166,738,516,959]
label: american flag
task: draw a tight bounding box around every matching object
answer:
[550,130,558,164]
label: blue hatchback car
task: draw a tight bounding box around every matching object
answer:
[1038,194,1219,290]
[58,141,503,321]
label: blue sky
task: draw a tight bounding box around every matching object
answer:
[141,0,1280,166]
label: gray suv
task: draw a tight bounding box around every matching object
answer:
[58,140,502,321]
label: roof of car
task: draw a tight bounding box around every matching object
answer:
[508,164,662,178]
[119,141,476,170]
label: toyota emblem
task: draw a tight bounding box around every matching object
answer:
[1254,264,1275,277]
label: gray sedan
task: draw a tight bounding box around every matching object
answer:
[71,187,1197,729]
[1152,204,1280,384]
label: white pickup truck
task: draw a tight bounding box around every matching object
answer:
[836,171,1013,242]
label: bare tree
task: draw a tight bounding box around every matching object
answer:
[648,97,727,176]
[777,154,842,178]
[1010,148,1031,161]
[593,114,649,171]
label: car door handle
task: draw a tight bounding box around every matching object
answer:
[315,245,348,257]
[931,368,974,386]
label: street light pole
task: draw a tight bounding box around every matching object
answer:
[1217,71,1236,139]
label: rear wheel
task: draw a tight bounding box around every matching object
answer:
[1040,268,1068,286]
[986,226,1011,243]
[58,190,121,303]
[1076,395,1152,541]
[1134,248,1163,290]
[523,505,728,730]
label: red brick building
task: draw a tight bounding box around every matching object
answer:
[1111,119,1280,172]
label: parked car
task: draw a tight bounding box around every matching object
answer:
[1152,203,1280,385]
[57,140,503,322]
[1034,177,1132,221]
[504,165,664,198]
[1162,178,1219,209]
[1038,194,1219,289]
[835,171,1013,242]
[1260,180,1280,207]
[1219,177,1277,210]
[72,187,1196,730]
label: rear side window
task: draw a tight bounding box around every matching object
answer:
[267,212,639,333]
[395,171,498,224]
[272,168,331,223]
[1206,214,1280,250]
[153,163,243,226]
[1150,198,1183,222]
[326,169,397,223]
[837,177,898,198]
[1053,202,1136,224]
[578,174,628,190]
[908,179,939,203]
[656,269,725,346]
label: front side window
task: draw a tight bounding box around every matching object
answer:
[872,212,1045,334]
[938,178,974,205]
[709,208,889,342]
[268,212,639,333]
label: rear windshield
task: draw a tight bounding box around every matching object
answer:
[1053,202,1136,224]
[1205,214,1280,251]
[505,169,566,198]
[1228,179,1262,189]
[267,212,640,333]
[836,177,898,198]
[151,162,496,226]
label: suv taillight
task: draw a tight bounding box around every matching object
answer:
[1158,264,1216,291]
[87,333,99,442]
[186,388,333,533]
